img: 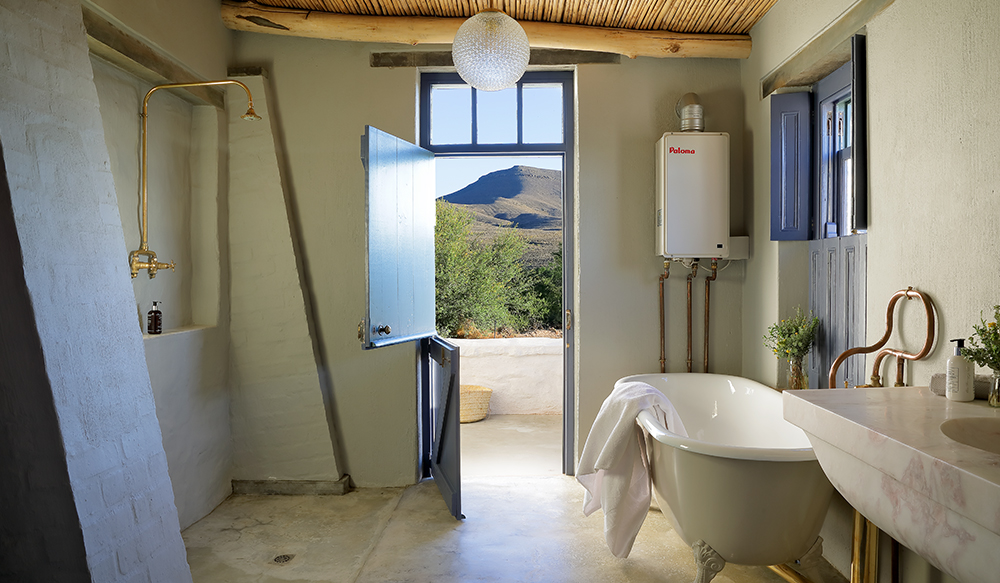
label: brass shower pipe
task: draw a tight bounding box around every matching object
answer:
[827,287,935,388]
[686,261,699,373]
[659,261,670,373]
[703,259,718,372]
[128,79,261,278]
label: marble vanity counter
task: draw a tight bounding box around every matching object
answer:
[783,387,1000,582]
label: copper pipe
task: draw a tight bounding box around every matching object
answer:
[828,287,935,389]
[129,79,260,278]
[686,262,699,373]
[867,288,935,386]
[703,259,718,372]
[659,261,670,373]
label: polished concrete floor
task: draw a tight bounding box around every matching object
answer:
[183,414,843,583]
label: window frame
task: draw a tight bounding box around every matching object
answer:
[419,71,573,155]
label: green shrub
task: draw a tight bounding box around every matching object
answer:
[435,201,542,336]
[531,244,563,329]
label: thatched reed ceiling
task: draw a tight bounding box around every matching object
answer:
[246,0,777,35]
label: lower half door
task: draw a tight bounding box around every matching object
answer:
[425,336,462,519]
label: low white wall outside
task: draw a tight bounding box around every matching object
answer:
[449,338,563,415]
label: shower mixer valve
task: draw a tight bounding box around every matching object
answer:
[129,248,175,279]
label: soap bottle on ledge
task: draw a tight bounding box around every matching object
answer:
[946,338,974,402]
[147,301,163,335]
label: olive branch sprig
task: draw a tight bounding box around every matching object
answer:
[763,306,820,361]
[963,305,1000,372]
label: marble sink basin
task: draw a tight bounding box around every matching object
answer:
[941,417,1000,456]
[783,387,1000,583]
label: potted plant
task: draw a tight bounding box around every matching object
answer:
[962,305,1000,407]
[763,307,820,390]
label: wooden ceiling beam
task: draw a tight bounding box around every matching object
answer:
[220,0,751,59]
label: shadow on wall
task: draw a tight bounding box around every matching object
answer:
[0,142,91,579]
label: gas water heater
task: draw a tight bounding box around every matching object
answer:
[655,94,730,259]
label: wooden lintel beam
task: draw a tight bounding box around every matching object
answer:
[220,0,751,60]
[83,5,225,109]
[760,0,895,98]
[370,49,621,68]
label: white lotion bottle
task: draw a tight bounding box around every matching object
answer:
[946,338,974,402]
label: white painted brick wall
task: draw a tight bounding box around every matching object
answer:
[227,74,342,481]
[0,0,192,580]
[449,338,564,414]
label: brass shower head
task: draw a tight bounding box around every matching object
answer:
[242,104,262,121]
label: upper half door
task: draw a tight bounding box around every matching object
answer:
[361,126,436,348]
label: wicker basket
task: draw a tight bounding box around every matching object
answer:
[460,384,492,423]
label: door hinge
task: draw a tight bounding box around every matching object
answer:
[358,319,365,344]
[565,309,572,331]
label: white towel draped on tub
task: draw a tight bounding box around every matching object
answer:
[576,379,687,558]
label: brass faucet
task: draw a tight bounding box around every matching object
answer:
[128,248,175,279]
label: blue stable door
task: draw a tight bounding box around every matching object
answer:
[361,126,462,519]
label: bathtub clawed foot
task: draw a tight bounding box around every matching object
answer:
[692,540,725,583]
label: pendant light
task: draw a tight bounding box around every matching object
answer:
[452,7,530,92]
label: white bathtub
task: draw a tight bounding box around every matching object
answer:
[629,373,833,580]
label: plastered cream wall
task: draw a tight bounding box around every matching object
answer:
[227,74,342,482]
[864,0,1000,385]
[92,57,195,330]
[575,57,745,460]
[742,0,997,579]
[90,55,234,530]
[737,0,858,388]
[83,0,231,80]
[232,35,423,487]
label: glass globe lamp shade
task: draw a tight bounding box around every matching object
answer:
[452,9,530,92]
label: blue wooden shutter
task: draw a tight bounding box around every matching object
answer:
[770,92,812,241]
[361,126,436,348]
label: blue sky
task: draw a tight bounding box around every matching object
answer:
[431,83,564,198]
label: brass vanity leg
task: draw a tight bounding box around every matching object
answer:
[767,564,812,583]
[851,510,881,583]
[864,519,879,583]
[851,510,864,583]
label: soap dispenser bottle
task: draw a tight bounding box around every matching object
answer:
[147,301,162,335]
[946,338,974,402]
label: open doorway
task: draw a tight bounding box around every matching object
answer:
[419,71,575,477]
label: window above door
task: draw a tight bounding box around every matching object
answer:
[420,71,573,154]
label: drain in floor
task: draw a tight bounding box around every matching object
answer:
[273,554,295,565]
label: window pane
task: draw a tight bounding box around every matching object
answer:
[430,85,471,145]
[523,84,563,144]
[476,87,517,144]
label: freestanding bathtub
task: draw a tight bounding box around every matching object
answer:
[628,373,834,583]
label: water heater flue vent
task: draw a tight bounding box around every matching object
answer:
[675,93,704,132]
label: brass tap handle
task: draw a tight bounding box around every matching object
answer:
[147,260,175,279]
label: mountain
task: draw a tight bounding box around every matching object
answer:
[442,165,562,267]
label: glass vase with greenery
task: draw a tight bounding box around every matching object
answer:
[963,305,1000,407]
[763,307,820,390]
